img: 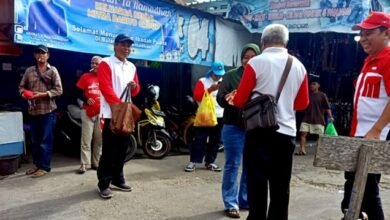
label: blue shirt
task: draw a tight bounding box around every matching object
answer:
[28,1,67,37]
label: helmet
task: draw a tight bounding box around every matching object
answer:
[146,85,160,101]
[183,95,197,113]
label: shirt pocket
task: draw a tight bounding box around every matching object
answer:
[362,76,381,98]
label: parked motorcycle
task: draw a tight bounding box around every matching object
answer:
[163,95,224,153]
[135,85,172,159]
[55,104,138,161]
[55,104,82,156]
[163,95,197,153]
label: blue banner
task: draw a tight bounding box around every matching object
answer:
[226,0,390,33]
[14,0,215,65]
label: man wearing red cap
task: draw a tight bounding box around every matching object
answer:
[342,12,390,220]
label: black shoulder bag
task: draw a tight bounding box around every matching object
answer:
[242,55,293,132]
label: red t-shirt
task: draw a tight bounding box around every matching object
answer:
[76,73,100,117]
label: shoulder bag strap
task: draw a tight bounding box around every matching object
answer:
[35,65,52,89]
[275,55,293,103]
[119,85,129,103]
[119,85,133,103]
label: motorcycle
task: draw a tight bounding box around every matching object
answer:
[163,95,224,153]
[135,85,172,159]
[163,95,197,153]
[55,104,138,162]
[55,104,82,156]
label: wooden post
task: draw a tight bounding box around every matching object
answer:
[344,145,373,220]
[314,136,390,175]
[314,136,390,220]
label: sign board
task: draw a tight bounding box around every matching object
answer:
[225,0,390,33]
[14,0,215,65]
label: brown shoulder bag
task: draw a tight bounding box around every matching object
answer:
[109,85,142,136]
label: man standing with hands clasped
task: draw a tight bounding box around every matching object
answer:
[341,12,390,220]
[97,34,140,199]
[76,56,102,174]
[19,44,63,178]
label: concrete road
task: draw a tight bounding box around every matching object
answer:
[0,146,389,220]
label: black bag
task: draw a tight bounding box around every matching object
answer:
[243,92,279,131]
[243,55,293,132]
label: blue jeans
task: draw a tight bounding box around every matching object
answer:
[190,119,222,164]
[30,112,56,172]
[222,124,248,210]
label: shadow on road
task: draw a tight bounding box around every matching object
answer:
[0,190,97,220]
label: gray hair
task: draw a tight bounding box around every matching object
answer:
[261,24,289,46]
[91,56,102,63]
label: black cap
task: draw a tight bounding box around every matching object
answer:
[114,34,134,44]
[308,73,320,83]
[34,44,49,53]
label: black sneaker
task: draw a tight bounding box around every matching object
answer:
[111,183,132,192]
[98,188,113,199]
[184,162,196,172]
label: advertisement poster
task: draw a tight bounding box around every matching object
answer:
[14,0,215,65]
[226,0,389,33]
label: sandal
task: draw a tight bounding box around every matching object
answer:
[31,169,47,178]
[77,166,87,174]
[25,166,39,175]
[294,151,306,156]
[225,209,240,219]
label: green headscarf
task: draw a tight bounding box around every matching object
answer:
[229,43,261,89]
[240,43,261,60]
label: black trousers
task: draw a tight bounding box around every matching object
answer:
[341,172,384,220]
[190,118,223,164]
[244,129,295,220]
[341,134,386,220]
[97,119,131,190]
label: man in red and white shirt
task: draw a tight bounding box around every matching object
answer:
[341,12,390,220]
[96,34,140,199]
[232,24,309,220]
[76,56,102,174]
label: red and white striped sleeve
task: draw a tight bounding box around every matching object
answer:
[193,80,206,102]
[97,61,121,104]
[233,64,256,108]
[294,73,309,111]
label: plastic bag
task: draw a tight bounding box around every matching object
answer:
[194,91,217,127]
[325,122,338,136]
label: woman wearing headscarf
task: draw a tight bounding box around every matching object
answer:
[216,44,261,218]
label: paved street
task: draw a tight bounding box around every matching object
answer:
[0,146,389,220]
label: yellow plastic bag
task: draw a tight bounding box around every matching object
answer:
[194,91,217,127]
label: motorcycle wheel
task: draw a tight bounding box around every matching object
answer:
[124,134,137,163]
[143,130,171,159]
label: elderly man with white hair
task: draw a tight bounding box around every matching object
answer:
[76,55,103,174]
[232,24,309,220]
